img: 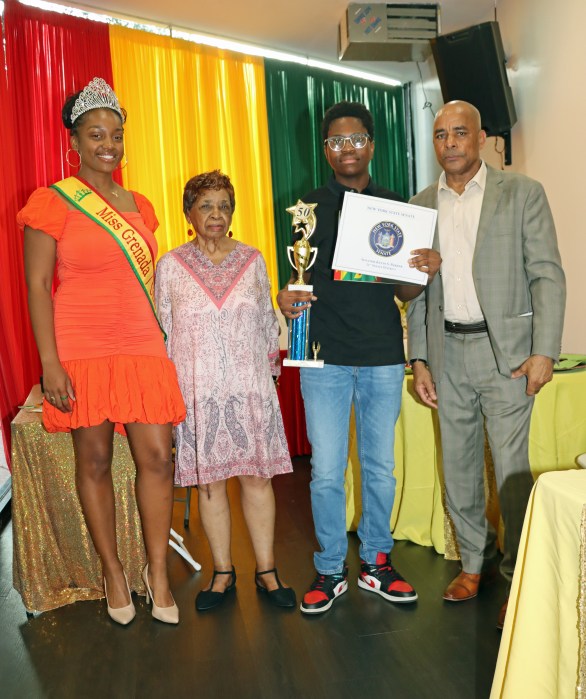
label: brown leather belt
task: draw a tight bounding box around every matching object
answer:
[444,320,488,334]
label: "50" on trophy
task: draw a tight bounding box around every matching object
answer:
[283,200,324,368]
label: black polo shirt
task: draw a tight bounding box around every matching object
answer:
[297,177,406,366]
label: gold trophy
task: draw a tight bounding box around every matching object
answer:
[283,200,324,368]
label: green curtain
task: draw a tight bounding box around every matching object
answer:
[264,59,409,287]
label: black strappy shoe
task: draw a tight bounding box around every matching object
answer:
[255,568,296,608]
[195,567,236,611]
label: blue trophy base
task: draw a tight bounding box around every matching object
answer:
[285,284,323,368]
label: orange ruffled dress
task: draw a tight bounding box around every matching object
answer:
[17,187,186,433]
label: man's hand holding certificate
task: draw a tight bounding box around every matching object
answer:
[332,193,438,285]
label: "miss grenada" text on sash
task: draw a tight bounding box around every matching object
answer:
[50,176,165,338]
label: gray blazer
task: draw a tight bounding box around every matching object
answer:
[407,164,566,379]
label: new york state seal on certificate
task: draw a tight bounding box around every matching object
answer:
[368,221,404,257]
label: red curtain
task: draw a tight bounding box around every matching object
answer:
[0,0,115,465]
[0,32,26,469]
[276,351,311,457]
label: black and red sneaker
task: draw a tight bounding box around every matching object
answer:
[300,566,349,615]
[358,552,418,603]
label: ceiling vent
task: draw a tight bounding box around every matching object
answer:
[339,3,440,62]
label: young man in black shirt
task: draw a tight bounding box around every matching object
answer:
[277,101,440,614]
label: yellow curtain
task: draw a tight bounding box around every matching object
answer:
[109,26,279,296]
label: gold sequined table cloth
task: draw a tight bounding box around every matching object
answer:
[11,386,146,612]
[491,470,586,698]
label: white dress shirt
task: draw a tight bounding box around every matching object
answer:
[437,161,487,323]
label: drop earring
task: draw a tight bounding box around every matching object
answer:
[66,148,81,168]
[228,230,233,238]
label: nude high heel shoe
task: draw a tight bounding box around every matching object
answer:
[104,572,136,625]
[142,563,179,624]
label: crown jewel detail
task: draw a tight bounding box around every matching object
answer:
[71,77,124,125]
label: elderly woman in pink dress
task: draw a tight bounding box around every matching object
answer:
[155,170,295,611]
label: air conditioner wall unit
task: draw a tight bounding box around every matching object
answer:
[339,3,440,62]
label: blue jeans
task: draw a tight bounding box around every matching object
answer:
[300,364,404,575]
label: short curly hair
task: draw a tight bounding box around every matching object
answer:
[183,170,236,216]
[321,101,374,142]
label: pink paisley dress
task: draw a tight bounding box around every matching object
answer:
[155,241,292,486]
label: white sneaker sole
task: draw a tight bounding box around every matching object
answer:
[300,580,348,614]
[357,576,418,603]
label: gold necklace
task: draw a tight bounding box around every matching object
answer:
[83,176,120,198]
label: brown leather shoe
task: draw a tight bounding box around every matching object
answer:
[496,598,508,630]
[442,571,481,602]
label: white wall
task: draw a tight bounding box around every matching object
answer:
[413,0,583,352]
[410,61,442,190]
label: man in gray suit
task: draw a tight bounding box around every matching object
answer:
[407,101,566,628]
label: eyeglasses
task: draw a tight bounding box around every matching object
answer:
[198,202,232,214]
[324,132,371,151]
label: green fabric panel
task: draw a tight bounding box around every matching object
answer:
[264,59,409,287]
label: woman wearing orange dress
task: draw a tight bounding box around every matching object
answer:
[18,78,186,625]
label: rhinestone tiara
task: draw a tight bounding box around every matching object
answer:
[70,77,125,125]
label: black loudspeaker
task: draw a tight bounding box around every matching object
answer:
[431,22,517,137]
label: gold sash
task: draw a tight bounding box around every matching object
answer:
[51,177,165,338]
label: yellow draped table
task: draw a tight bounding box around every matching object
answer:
[490,470,586,698]
[11,386,146,613]
[345,370,586,558]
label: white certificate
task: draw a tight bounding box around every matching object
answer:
[332,192,438,285]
